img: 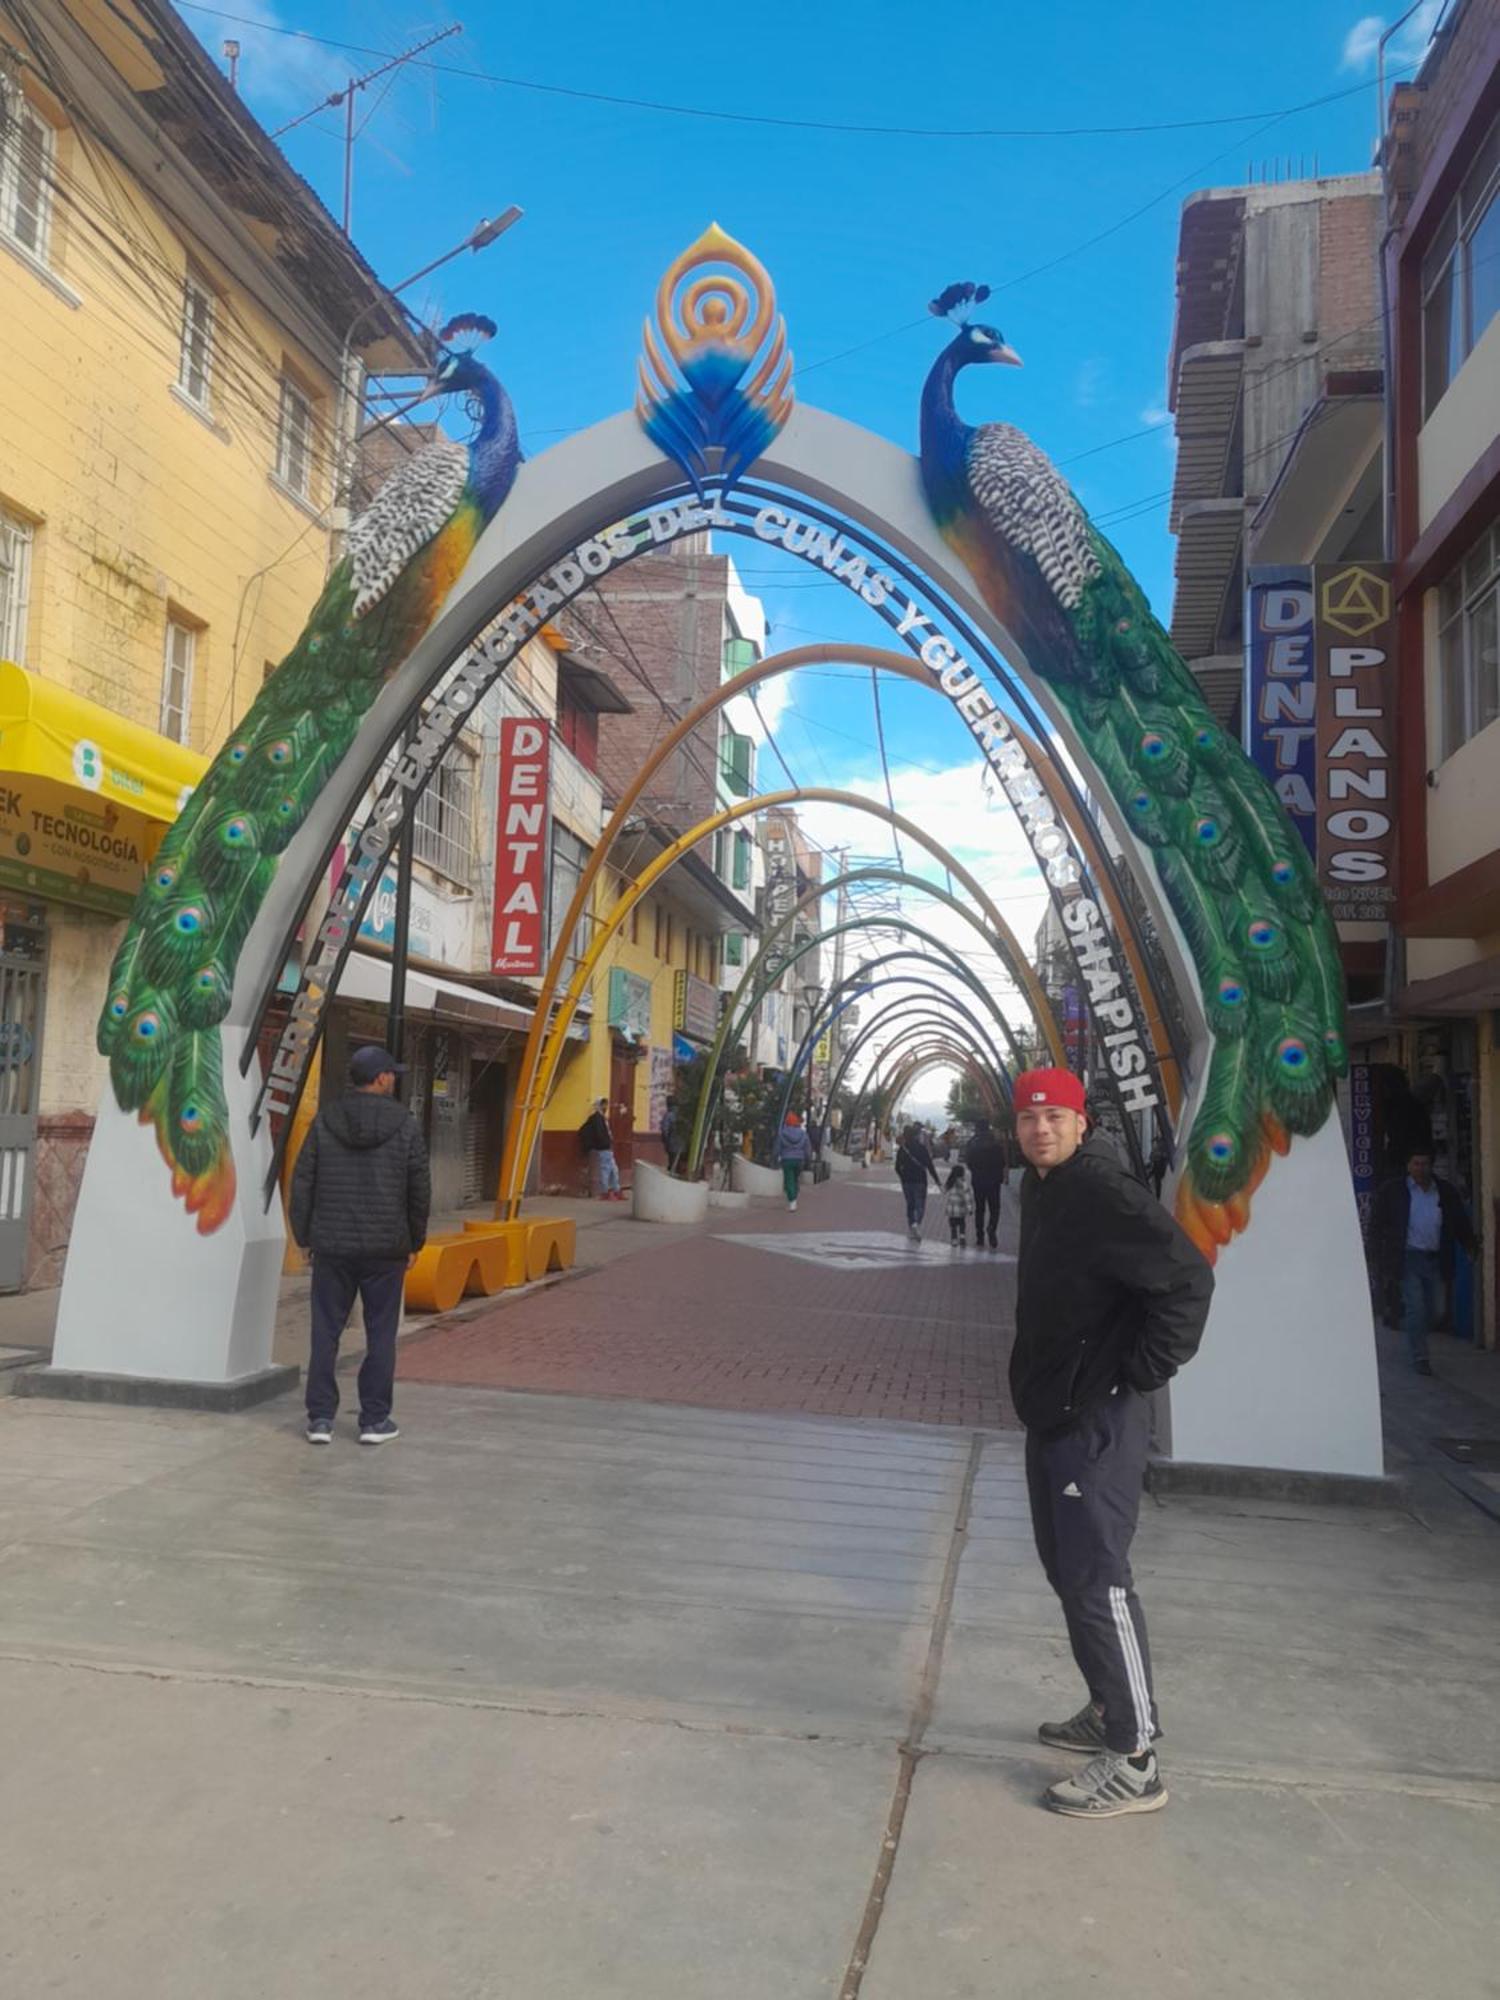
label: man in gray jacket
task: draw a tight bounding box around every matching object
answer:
[290,1045,431,1446]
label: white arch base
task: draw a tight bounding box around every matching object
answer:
[633,1162,709,1224]
[1165,1120,1383,1477]
[52,1028,287,1393]
[731,1155,789,1198]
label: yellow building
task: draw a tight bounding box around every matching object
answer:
[0,0,418,1286]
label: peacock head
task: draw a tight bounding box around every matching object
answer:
[431,313,498,399]
[927,283,1023,369]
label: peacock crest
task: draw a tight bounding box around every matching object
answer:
[636,223,793,496]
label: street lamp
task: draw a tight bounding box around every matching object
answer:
[333,206,524,542]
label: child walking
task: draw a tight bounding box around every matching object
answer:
[945,1161,975,1247]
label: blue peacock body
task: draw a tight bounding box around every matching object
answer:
[98,317,520,1232]
[918,285,1347,1261]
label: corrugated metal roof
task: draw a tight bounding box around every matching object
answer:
[1170,340,1245,530]
[1170,499,1245,660]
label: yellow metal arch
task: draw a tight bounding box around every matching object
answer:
[498,785,1063,1215]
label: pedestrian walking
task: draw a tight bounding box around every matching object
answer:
[1371,1149,1477,1375]
[1010,1067,1213,1819]
[945,1160,975,1247]
[964,1116,1008,1249]
[660,1095,682,1176]
[777,1111,812,1209]
[290,1045,431,1447]
[895,1124,940,1241]
[580,1097,625,1200]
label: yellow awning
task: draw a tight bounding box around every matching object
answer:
[0,660,207,822]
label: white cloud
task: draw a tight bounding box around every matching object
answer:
[185,0,352,116]
[1075,358,1107,409]
[1139,404,1170,427]
[1341,3,1440,73]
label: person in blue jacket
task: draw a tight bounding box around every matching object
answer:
[777,1112,812,1210]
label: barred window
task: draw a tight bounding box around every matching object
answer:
[0,82,53,267]
[0,510,33,664]
[412,745,475,885]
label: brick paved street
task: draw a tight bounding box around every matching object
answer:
[400,1171,1019,1427]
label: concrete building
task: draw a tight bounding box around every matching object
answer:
[1382,0,1500,1343]
[0,0,417,1287]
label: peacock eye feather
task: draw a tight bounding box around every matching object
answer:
[1276,1038,1309,1072]
[1194,727,1217,749]
[227,744,249,764]
[179,1105,203,1133]
[1248,920,1277,950]
[108,995,127,1020]
[1206,1133,1236,1165]
[152,865,177,892]
[195,968,217,991]
[1217,977,1245,1006]
[173,907,204,935]
[1130,791,1152,815]
[221,818,249,845]
[132,1012,160,1041]
[1140,732,1168,761]
[267,741,293,766]
[1194,817,1220,846]
[1272,860,1294,884]
[275,796,296,819]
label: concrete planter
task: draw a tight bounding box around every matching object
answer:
[707,1188,750,1211]
[731,1155,788,1198]
[633,1161,709,1224]
[826,1150,857,1177]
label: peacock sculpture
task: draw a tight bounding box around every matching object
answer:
[918,283,1347,1262]
[98,314,520,1233]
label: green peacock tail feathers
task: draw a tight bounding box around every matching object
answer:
[1064,533,1347,1264]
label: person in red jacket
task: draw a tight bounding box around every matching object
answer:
[1009,1068,1213,1819]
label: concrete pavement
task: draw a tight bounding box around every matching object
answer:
[2,1170,1499,1997]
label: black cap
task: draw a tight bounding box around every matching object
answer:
[350,1044,406,1085]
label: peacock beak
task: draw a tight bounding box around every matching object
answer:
[989,344,1023,368]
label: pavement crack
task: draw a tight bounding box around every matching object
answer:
[838,1428,983,1999]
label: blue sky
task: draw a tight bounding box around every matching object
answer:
[180,0,1428,1112]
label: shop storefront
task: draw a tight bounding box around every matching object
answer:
[0,664,204,1289]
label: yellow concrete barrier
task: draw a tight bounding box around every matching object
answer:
[403,1218,574,1313]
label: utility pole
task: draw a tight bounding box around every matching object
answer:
[271,24,463,237]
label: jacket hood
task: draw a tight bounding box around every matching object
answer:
[323,1091,412,1151]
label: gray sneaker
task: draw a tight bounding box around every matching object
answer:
[1044,1750,1167,1818]
[1038,1701,1109,1754]
[1040,1702,1162,1755]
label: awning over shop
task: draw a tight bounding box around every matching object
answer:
[335,951,588,1040]
[0,661,207,822]
[0,661,208,916]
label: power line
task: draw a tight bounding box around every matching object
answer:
[175,6,1400,142]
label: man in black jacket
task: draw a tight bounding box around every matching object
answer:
[1370,1150,1477,1374]
[290,1045,431,1447]
[1009,1068,1213,1819]
[964,1117,1008,1249]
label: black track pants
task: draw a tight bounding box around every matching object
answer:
[973,1182,1001,1242]
[1025,1387,1159,1755]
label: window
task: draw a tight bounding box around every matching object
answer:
[723,635,758,679]
[412,744,475,884]
[276,375,316,500]
[549,824,591,983]
[0,81,53,266]
[1422,115,1500,415]
[724,932,744,968]
[732,830,752,892]
[720,727,755,798]
[160,618,195,744]
[0,509,32,664]
[178,272,215,410]
[557,683,599,773]
[1437,523,1500,759]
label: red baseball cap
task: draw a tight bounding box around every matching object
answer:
[1012,1067,1087,1115]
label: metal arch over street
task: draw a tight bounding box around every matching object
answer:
[686,909,1029,1177]
[683,866,1034,1175]
[771,960,1016,1136]
[851,1036,1008,1135]
[824,994,1014,1125]
[496,785,1066,1217]
[772,969,1015,1137]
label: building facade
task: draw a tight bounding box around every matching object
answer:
[1384,0,1500,1344]
[0,0,416,1286]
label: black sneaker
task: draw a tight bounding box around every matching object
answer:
[1040,1701,1162,1755]
[358,1418,400,1446]
[306,1417,334,1445]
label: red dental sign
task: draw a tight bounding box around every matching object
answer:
[491,718,551,975]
